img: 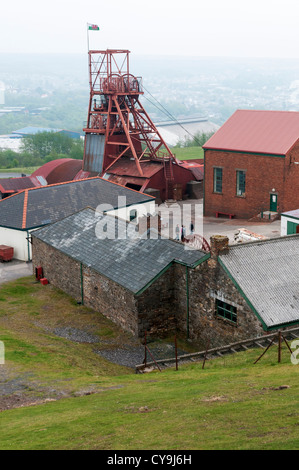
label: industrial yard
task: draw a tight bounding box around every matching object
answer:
[2,0,299,453]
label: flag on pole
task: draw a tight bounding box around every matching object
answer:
[88,23,100,31]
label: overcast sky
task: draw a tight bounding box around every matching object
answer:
[1,0,299,59]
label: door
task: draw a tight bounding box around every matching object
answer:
[270,194,278,212]
[287,221,299,235]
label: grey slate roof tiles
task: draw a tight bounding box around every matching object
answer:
[0,177,154,230]
[32,208,207,294]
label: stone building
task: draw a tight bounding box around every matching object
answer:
[203,110,299,219]
[31,208,299,347]
[31,208,208,338]
[0,177,155,261]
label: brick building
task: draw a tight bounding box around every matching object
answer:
[203,110,299,219]
[31,208,299,347]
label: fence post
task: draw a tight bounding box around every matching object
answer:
[144,331,147,368]
[175,335,178,371]
[278,331,282,363]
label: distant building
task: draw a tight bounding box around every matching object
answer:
[155,117,219,147]
[203,110,299,219]
[11,127,81,139]
[0,158,83,198]
[0,175,46,199]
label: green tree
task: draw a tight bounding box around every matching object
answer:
[176,131,215,148]
[21,132,74,157]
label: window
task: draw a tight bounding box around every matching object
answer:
[129,209,137,222]
[213,167,223,193]
[215,299,237,324]
[236,170,246,196]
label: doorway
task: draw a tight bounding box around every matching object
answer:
[270,193,278,212]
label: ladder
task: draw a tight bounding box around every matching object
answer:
[163,158,174,200]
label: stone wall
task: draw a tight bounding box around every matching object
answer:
[174,256,265,348]
[136,265,177,338]
[32,234,267,347]
[32,236,177,339]
[32,236,140,336]
[32,237,82,302]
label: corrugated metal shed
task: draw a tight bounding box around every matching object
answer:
[12,127,81,139]
[179,160,204,181]
[219,236,299,329]
[83,134,105,173]
[32,207,207,294]
[203,110,299,155]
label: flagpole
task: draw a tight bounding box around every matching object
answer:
[87,23,90,51]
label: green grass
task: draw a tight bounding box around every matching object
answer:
[1,277,299,450]
[172,146,204,160]
[0,166,39,174]
[1,347,299,450]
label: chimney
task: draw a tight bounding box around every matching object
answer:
[210,235,229,259]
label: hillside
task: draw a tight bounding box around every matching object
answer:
[0,277,298,450]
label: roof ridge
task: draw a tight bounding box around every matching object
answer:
[21,176,102,193]
[97,176,155,199]
[6,174,154,199]
[225,234,299,252]
[22,190,29,229]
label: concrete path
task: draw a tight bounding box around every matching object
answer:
[159,199,282,244]
[0,260,33,284]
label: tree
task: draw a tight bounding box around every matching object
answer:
[21,131,74,157]
[175,131,215,148]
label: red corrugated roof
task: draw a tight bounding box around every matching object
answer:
[108,158,163,177]
[0,176,42,193]
[31,158,79,180]
[203,110,299,155]
[179,161,204,180]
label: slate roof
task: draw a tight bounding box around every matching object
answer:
[32,208,207,294]
[281,209,299,219]
[219,236,299,329]
[0,177,154,230]
[203,110,299,155]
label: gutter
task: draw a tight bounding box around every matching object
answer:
[26,230,31,262]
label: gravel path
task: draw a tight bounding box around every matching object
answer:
[96,343,188,369]
[53,327,100,344]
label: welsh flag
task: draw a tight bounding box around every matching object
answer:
[88,23,99,31]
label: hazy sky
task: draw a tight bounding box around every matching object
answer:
[2,0,299,58]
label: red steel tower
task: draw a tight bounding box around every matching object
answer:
[82,49,184,199]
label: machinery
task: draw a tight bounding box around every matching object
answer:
[82,49,192,200]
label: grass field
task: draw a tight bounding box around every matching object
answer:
[0,166,39,174]
[172,146,204,160]
[0,277,299,450]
